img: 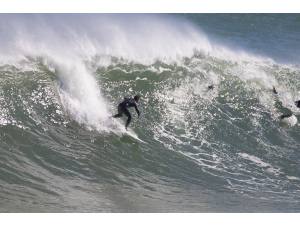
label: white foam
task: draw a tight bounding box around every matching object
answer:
[286,176,300,181]
[0,14,273,65]
[238,152,282,175]
[280,115,298,127]
[239,153,271,168]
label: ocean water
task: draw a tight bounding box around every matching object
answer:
[0,14,300,212]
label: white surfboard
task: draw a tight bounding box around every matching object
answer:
[122,128,146,143]
[110,116,146,143]
[280,114,298,127]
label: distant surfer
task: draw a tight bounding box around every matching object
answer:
[272,86,300,119]
[113,95,141,130]
[208,84,214,90]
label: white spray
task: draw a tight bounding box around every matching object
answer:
[0,14,296,132]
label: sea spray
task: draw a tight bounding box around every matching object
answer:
[54,59,110,130]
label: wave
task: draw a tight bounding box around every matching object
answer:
[0,14,300,212]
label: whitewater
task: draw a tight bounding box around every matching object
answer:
[0,14,300,212]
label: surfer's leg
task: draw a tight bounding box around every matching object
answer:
[113,106,123,118]
[124,109,132,130]
[113,113,122,118]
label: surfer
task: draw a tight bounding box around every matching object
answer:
[113,95,141,130]
[272,86,300,119]
[208,84,214,90]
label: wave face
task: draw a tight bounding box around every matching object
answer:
[0,14,300,212]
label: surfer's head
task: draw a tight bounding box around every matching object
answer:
[134,94,141,102]
[295,100,300,108]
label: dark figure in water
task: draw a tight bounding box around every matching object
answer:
[273,87,300,119]
[208,85,214,90]
[113,95,141,130]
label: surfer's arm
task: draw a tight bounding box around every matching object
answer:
[134,105,140,118]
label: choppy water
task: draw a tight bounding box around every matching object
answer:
[0,14,300,212]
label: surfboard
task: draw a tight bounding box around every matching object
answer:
[111,117,146,143]
[280,114,298,127]
[123,129,146,143]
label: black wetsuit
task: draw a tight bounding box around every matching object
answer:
[113,97,140,129]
